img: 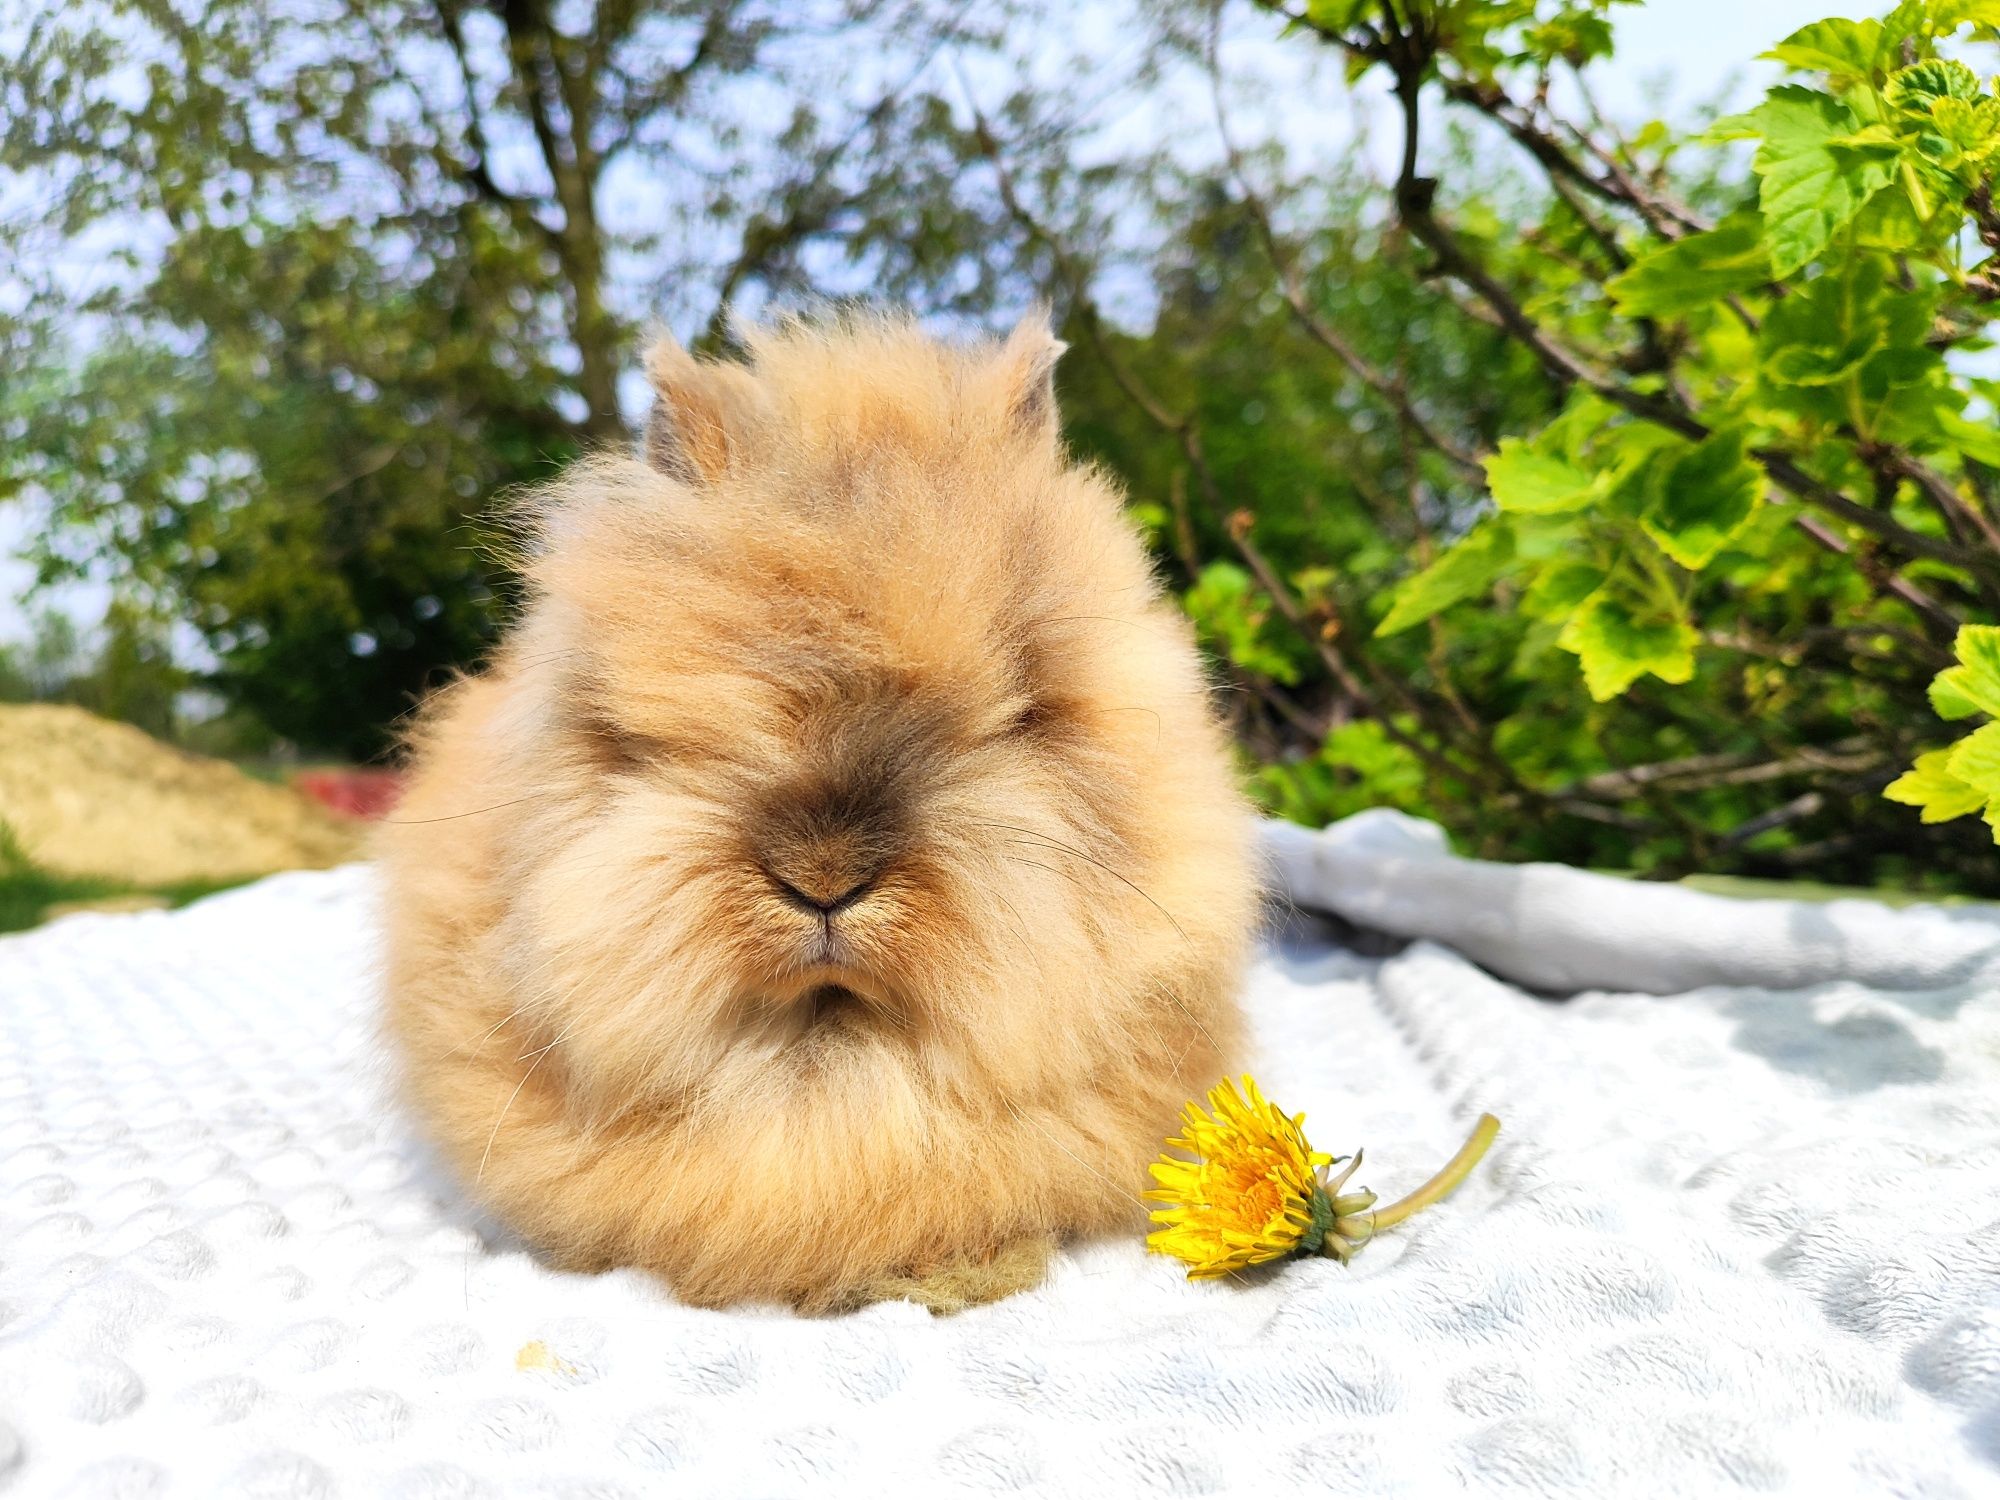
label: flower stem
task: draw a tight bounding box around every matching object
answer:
[1366,1113,1501,1233]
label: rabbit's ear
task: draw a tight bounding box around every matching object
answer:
[643,335,763,484]
[989,309,1067,442]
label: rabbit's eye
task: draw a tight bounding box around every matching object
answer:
[1004,698,1053,737]
[574,709,671,772]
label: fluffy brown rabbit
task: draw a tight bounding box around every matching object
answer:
[377,312,1258,1311]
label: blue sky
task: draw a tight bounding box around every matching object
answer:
[1600,0,1830,113]
[0,0,1842,648]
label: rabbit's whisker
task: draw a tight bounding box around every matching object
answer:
[1002,1097,1148,1214]
[997,853,1220,1059]
[980,820,1188,943]
[477,1037,563,1185]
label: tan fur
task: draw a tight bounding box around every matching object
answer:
[376,312,1258,1311]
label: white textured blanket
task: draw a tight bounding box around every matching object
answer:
[2,813,1998,1498]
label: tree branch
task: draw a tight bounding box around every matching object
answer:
[1204,17,1485,476]
[965,93,1660,829]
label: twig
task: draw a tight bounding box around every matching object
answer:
[1204,17,1485,476]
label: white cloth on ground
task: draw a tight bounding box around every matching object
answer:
[0,815,1996,1498]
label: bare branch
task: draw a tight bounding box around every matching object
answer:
[1204,15,1486,476]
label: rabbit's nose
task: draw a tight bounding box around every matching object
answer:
[771,870,876,916]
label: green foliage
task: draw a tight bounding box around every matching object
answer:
[1888,627,2000,829]
[1,0,1028,757]
[1710,86,1899,277]
[3,213,571,756]
[1185,563,1301,685]
[1605,213,1771,317]
[1642,430,1763,571]
[1052,0,2000,889]
[1377,520,1518,636]
[0,606,188,741]
[1247,717,1432,827]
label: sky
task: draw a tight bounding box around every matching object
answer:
[0,0,1841,649]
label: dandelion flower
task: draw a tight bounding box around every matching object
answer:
[1146,1075,1499,1280]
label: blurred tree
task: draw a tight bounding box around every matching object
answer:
[0,608,88,704]
[0,0,1040,755]
[0,603,184,740]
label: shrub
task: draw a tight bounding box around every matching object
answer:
[1036,0,2000,890]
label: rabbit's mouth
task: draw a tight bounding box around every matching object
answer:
[795,980,912,1037]
[806,983,867,1024]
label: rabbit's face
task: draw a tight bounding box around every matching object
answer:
[495,318,1250,1110]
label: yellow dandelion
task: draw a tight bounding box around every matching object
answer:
[1146,1074,1500,1281]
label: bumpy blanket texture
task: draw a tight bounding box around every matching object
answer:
[1,810,1997,1498]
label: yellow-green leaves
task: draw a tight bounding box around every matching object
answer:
[1939,408,2000,468]
[1374,520,1518,637]
[1386,402,1759,698]
[1935,0,2000,28]
[1557,594,1699,701]
[1184,562,1298,684]
[1885,58,1983,113]
[1483,439,1610,514]
[1763,18,1894,83]
[1890,627,2000,839]
[1752,255,1945,445]
[1930,626,2000,721]
[1522,561,1605,619]
[1301,0,1372,28]
[1886,749,1992,822]
[1712,86,1899,277]
[1884,58,2000,171]
[1606,213,1771,318]
[1741,26,2000,274]
[1641,430,1763,570]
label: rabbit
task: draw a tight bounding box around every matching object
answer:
[376,311,1258,1312]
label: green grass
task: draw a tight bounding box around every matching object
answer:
[0,821,254,934]
[1674,873,1989,908]
[1591,863,1991,907]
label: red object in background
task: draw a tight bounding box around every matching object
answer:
[292,768,406,821]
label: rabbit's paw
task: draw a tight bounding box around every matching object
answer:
[820,1233,1060,1316]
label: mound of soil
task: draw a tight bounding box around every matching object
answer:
[0,703,363,885]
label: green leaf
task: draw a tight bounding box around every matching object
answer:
[1881,0,1938,43]
[1939,408,2000,467]
[1641,429,1763,569]
[1763,329,1885,385]
[1850,175,1933,250]
[1374,519,1517,636]
[1303,0,1372,28]
[1947,719,2000,796]
[1919,96,2000,167]
[1885,59,1982,114]
[1885,748,1990,821]
[1320,719,1424,799]
[1523,15,1616,67]
[1605,213,1771,317]
[1483,438,1608,514]
[1757,264,1894,387]
[1762,18,1888,82]
[1828,123,1906,154]
[1949,624,2000,711]
[1183,561,1298,684]
[1521,560,1606,619]
[1934,0,2000,26]
[1931,669,1987,720]
[1556,593,1699,701]
[1718,86,1900,277]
